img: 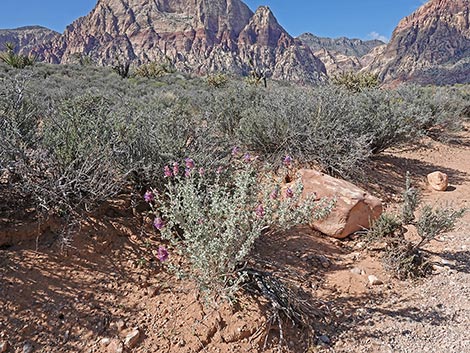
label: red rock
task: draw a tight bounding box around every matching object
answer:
[294,169,382,239]
[33,0,326,84]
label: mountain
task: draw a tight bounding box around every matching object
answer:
[365,0,470,84]
[0,26,59,54]
[35,0,326,84]
[297,33,384,76]
[298,33,384,57]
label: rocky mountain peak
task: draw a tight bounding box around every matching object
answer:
[364,0,470,84]
[34,0,326,83]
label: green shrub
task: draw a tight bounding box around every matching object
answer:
[135,58,176,78]
[0,43,36,69]
[368,174,465,279]
[332,71,380,92]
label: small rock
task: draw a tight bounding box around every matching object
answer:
[441,259,456,266]
[317,255,331,268]
[368,275,383,285]
[115,320,126,332]
[107,339,124,353]
[0,341,9,353]
[427,171,448,191]
[23,343,33,353]
[100,338,111,347]
[146,285,160,297]
[318,335,331,344]
[350,267,364,275]
[355,241,366,249]
[124,328,140,348]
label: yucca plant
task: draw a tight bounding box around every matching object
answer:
[0,43,36,69]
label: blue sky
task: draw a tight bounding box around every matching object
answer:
[0,0,426,41]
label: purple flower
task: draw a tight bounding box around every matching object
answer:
[153,217,165,230]
[144,191,154,203]
[231,146,241,156]
[286,188,294,198]
[255,204,265,218]
[172,162,179,176]
[185,168,192,177]
[216,166,224,174]
[270,188,279,200]
[198,167,205,176]
[243,153,251,163]
[185,158,195,170]
[283,155,292,167]
[157,246,169,262]
[164,165,173,178]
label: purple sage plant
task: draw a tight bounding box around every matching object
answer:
[164,165,173,178]
[144,191,154,203]
[173,162,179,176]
[157,246,169,262]
[286,188,294,198]
[153,217,165,230]
[185,158,195,170]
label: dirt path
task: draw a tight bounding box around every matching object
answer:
[0,127,469,353]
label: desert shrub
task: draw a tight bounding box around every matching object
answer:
[146,155,334,296]
[367,213,402,241]
[207,73,229,88]
[368,174,465,279]
[135,58,176,78]
[332,71,380,92]
[0,43,36,69]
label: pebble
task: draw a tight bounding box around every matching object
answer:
[0,341,9,353]
[319,335,331,344]
[368,275,383,285]
[115,320,126,332]
[351,267,365,275]
[100,338,111,347]
[318,255,331,268]
[23,343,33,353]
[441,259,456,266]
[107,339,124,353]
[124,328,140,348]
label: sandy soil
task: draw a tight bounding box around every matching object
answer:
[1,125,469,353]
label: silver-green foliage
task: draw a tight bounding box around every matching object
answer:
[368,173,465,279]
[149,158,334,294]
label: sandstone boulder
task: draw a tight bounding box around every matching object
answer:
[294,169,382,239]
[427,171,448,191]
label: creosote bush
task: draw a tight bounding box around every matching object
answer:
[332,71,380,92]
[368,173,465,279]
[145,155,334,296]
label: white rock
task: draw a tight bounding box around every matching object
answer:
[350,267,363,275]
[23,343,33,353]
[427,171,448,191]
[100,338,111,347]
[124,328,140,348]
[368,275,383,285]
[0,341,9,353]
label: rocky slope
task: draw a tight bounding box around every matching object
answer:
[298,33,384,76]
[0,26,59,55]
[365,0,470,84]
[35,0,326,83]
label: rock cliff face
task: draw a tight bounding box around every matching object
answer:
[298,33,384,76]
[36,0,326,83]
[365,0,470,84]
[0,26,59,55]
[298,33,383,57]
